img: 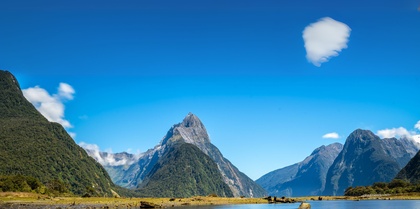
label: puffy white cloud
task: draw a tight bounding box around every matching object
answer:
[79,142,142,166]
[376,127,412,139]
[23,83,75,129]
[303,17,351,66]
[415,120,420,130]
[322,132,340,139]
[58,83,75,100]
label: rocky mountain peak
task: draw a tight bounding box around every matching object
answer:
[181,112,204,128]
[163,113,211,146]
[347,129,378,142]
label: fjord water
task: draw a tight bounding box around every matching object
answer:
[186,201,420,209]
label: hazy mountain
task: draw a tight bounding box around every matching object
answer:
[83,148,141,186]
[381,137,420,168]
[0,70,115,196]
[89,113,266,197]
[323,129,419,196]
[256,143,343,197]
[137,143,233,197]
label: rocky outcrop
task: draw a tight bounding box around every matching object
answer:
[298,202,311,209]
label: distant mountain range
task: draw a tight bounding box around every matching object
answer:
[0,70,116,196]
[256,143,343,197]
[257,129,420,196]
[85,113,266,197]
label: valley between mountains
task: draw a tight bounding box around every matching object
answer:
[2,70,420,198]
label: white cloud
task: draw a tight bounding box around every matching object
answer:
[413,135,420,144]
[376,127,412,139]
[79,142,142,166]
[58,83,75,100]
[23,83,75,129]
[303,17,351,66]
[415,120,420,130]
[322,132,340,139]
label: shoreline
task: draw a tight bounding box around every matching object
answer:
[2,192,420,209]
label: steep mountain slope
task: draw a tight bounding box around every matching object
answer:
[395,150,420,184]
[256,143,343,197]
[0,70,115,196]
[323,129,408,196]
[90,113,266,197]
[137,143,233,197]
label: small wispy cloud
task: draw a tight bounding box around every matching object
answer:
[415,120,420,130]
[303,17,351,67]
[79,115,89,120]
[322,132,340,139]
[23,83,75,131]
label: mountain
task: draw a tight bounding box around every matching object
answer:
[256,143,343,197]
[323,129,418,196]
[137,143,233,197]
[394,149,420,184]
[0,70,115,196]
[83,149,141,187]
[87,113,266,197]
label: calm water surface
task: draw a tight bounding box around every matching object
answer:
[188,201,420,209]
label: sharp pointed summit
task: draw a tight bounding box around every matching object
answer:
[95,112,266,197]
[181,112,205,128]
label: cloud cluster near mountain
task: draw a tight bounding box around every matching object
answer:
[79,142,142,166]
[22,83,76,138]
[377,120,420,143]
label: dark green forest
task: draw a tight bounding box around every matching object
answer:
[137,143,234,197]
[0,70,115,196]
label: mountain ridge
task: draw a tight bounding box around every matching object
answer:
[323,129,418,195]
[0,70,115,196]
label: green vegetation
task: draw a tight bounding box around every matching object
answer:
[344,179,420,196]
[137,143,234,197]
[0,70,115,196]
[0,175,73,195]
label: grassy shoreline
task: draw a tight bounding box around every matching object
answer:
[2,192,420,208]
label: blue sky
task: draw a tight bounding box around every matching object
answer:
[1,0,420,180]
